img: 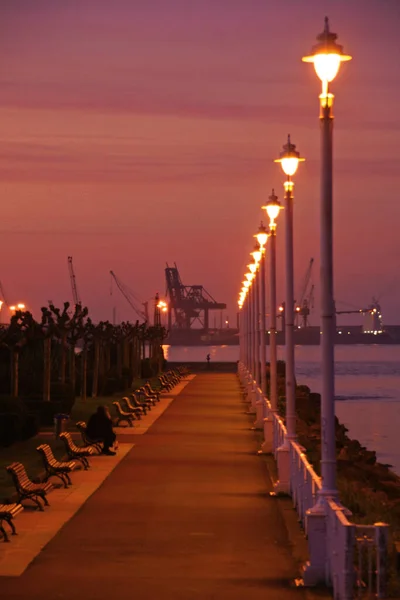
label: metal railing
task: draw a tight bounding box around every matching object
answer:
[238,363,389,600]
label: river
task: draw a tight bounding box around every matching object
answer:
[163,344,400,475]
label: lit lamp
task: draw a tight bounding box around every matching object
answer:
[302,19,351,507]
[255,222,269,396]
[262,190,281,417]
[248,254,261,387]
[273,138,304,493]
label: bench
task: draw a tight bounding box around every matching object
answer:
[6,462,53,511]
[76,421,103,454]
[112,401,134,427]
[143,383,160,402]
[59,432,95,470]
[158,374,174,391]
[36,444,76,488]
[130,393,148,415]
[0,503,24,542]
[121,397,142,418]
[137,387,157,406]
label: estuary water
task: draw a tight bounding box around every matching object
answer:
[164,344,400,475]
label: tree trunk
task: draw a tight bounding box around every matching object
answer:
[92,339,100,398]
[123,339,129,369]
[117,342,122,379]
[60,332,67,384]
[69,345,76,396]
[43,337,51,402]
[11,349,19,398]
[81,346,87,401]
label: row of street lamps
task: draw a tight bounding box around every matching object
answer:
[238,18,351,505]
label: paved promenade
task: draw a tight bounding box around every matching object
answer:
[1,373,319,600]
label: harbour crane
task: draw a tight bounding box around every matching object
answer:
[165,263,226,332]
[109,271,148,322]
[67,256,81,308]
[295,258,314,327]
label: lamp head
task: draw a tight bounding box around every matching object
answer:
[248,263,257,275]
[262,189,281,226]
[255,221,268,249]
[274,135,304,177]
[302,17,351,85]
[250,244,262,265]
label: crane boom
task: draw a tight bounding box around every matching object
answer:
[297,258,314,306]
[109,271,147,321]
[68,256,81,306]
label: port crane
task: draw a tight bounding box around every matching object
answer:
[295,258,314,327]
[67,256,81,308]
[165,263,226,332]
[109,271,149,322]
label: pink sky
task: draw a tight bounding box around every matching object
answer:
[0,0,399,326]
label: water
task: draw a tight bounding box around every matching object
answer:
[164,344,400,475]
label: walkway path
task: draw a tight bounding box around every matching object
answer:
[1,373,318,599]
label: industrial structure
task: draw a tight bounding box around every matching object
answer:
[67,256,81,309]
[165,263,226,338]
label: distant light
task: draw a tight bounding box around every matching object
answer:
[17,303,25,310]
[9,305,16,311]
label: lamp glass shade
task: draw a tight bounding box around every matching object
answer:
[256,232,268,247]
[251,250,262,264]
[266,203,280,222]
[281,157,300,176]
[248,263,257,274]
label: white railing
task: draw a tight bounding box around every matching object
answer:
[237,363,390,599]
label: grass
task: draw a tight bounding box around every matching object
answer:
[0,434,66,503]
[0,376,163,501]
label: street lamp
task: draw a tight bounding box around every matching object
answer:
[247,261,259,385]
[274,137,304,492]
[275,137,304,440]
[262,190,281,416]
[255,223,269,396]
[303,18,351,503]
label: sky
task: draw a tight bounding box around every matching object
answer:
[0,0,399,326]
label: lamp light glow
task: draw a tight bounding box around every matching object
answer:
[262,189,281,226]
[255,222,268,248]
[302,17,351,88]
[275,135,304,177]
[248,264,257,274]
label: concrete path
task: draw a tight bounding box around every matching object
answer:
[1,373,316,600]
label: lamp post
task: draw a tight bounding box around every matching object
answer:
[255,224,268,396]
[301,19,351,587]
[250,246,262,387]
[274,136,304,492]
[258,191,281,454]
[303,17,351,502]
[263,190,281,416]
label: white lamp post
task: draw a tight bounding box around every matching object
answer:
[303,17,351,502]
[255,224,268,396]
[258,190,282,454]
[263,190,281,416]
[274,136,304,492]
[301,18,351,586]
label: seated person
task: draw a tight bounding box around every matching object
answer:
[86,406,117,455]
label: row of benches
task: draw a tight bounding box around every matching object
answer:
[112,372,185,427]
[0,368,188,542]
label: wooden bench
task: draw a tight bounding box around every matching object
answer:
[143,383,160,402]
[137,387,157,406]
[59,432,95,470]
[0,503,24,542]
[76,421,103,454]
[112,401,134,427]
[121,397,142,419]
[158,374,173,391]
[130,393,148,415]
[36,444,76,488]
[6,462,53,511]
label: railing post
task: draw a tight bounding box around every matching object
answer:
[375,522,389,599]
